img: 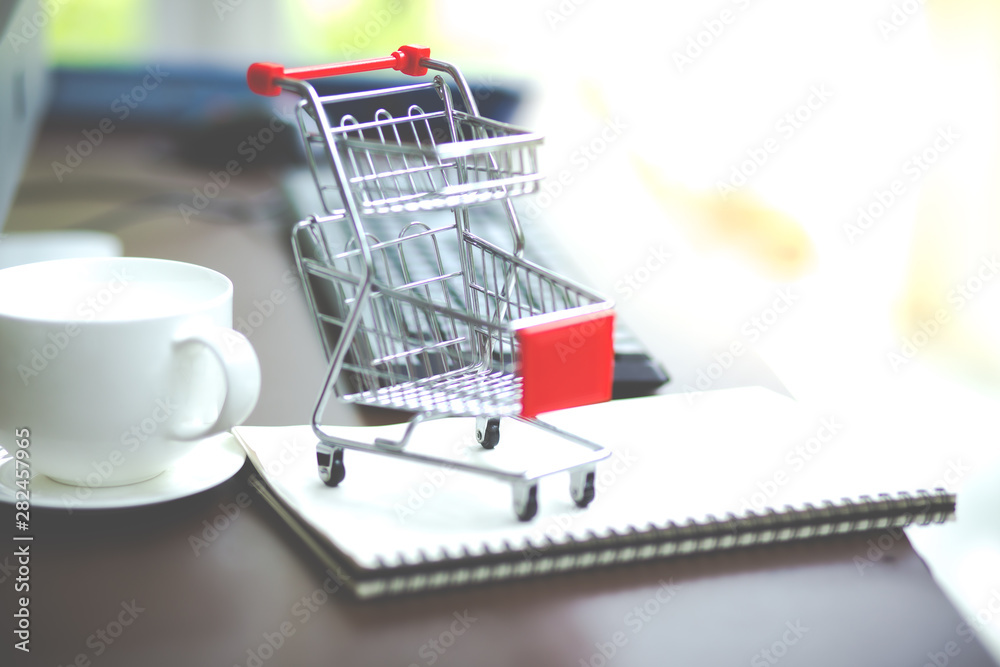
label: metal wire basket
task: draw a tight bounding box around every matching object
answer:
[249,45,615,521]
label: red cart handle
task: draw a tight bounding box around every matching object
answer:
[247,44,431,97]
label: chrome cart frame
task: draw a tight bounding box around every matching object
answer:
[249,46,615,520]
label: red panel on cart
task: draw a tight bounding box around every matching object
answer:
[516,309,615,418]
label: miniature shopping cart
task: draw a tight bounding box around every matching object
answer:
[248,45,615,521]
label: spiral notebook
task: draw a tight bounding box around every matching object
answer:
[233,387,956,599]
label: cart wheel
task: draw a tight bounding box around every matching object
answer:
[476,417,500,450]
[317,447,345,487]
[571,470,596,508]
[513,484,538,522]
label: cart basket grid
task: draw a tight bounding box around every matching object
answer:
[295,214,606,417]
[296,84,543,217]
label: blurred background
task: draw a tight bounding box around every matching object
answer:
[5,0,1000,655]
[6,0,1000,410]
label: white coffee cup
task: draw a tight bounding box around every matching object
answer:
[0,257,261,487]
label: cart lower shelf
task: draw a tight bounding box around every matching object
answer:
[312,413,610,521]
[343,368,523,417]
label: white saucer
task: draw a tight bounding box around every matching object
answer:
[0,432,246,510]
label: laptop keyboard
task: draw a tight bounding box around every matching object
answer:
[282,169,669,399]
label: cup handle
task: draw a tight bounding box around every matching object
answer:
[169,323,261,441]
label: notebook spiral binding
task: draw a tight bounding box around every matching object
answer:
[343,487,955,598]
[246,472,953,599]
